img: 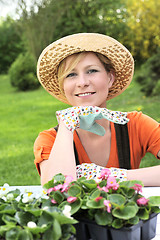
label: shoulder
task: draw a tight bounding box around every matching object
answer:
[34,127,57,148]
[127,111,143,121]
[127,111,159,130]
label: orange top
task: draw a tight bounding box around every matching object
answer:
[34,111,160,175]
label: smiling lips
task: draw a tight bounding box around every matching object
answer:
[75,92,95,97]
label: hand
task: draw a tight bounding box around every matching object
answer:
[76,163,127,182]
[56,106,129,135]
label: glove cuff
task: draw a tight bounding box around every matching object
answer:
[109,167,127,182]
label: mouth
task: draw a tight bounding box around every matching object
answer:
[75,92,95,97]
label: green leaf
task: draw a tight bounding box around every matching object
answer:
[126,202,139,212]
[41,198,53,208]
[82,179,97,190]
[24,205,42,217]
[15,212,36,226]
[69,198,81,215]
[98,180,107,188]
[25,224,50,235]
[52,218,62,240]
[61,224,76,240]
[50,210,78,224]
[119,180,144,188]
[112,205,138,220]
[5,227,20,240]
[112,219,123,229]
[86,198,105,209]
[137,208,149,220]
[2,214,18,225]
[43,178,54,190]
[128,216,139,225]
[89,189,101,199]
[38,211,53,226]
[95,210,112,226]
[0,223,16,235]
[42,225,56,240]
[68,185,81,197]
[80,198,88,209]
[108,194,126,207]
[53,191,64,204]
[0,204,16,215]
[17,229,33,240]
[119,187,135,198]
[8,189,20,198]
[54,173,65,183]
[151,206,160,213]
[76,177,87,183]
[148,196,160,206]
[0,203,8,211]
[42,206,77,224]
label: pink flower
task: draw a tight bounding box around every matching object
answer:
[67,196,77,203]
[104,200,112,213]
[107,176,119,190]
[61,175,73,192]
[95,196,103,202]
[65,175,74,184]
[99,169,111,180]
[61,183,69,192]
[97,185,109,192]
[51,199,57,204]
[102,186,109,192]
[97,185,102,190]
[47,188,54,194]
[132,184,143,193]
[53,184,63,191]
[137,197,149,206]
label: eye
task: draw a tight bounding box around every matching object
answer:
[65,72,77,78]
[87,69,99,74]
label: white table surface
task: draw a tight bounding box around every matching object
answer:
[5,186,160,239]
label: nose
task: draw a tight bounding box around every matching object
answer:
[76,73,89,87]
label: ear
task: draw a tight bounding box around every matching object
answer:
[108,72,115,88]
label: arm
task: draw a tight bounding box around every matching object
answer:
[40,119,77,186]
[127,155,160,186]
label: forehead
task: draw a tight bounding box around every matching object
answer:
[65,52,102,69]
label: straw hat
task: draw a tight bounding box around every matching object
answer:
[37,33,134,104]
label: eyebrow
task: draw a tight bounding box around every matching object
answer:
[71,64,100,71]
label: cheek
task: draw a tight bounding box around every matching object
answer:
[63,80,73,97]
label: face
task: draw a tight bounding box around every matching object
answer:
[63,52,114,108]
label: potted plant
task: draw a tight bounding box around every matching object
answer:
[44,169,160,240]
[0,184,77,240]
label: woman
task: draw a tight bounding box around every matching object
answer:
[34,33,160,186]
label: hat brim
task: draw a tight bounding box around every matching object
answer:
[37,33,134,105]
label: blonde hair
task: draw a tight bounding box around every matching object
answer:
[58,51,115,92]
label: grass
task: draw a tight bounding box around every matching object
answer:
[0,74,160,186]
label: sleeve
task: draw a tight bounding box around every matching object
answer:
[129,112,160,158]
[34,128,57,175]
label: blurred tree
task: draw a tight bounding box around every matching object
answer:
[125,0,160,61]
[9,52,39,91]
[135,50,160,96]
[17,0,128,60]
[0,17,24,74]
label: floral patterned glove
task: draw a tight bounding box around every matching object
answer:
[56,106,129,135]
[76,163,127,182]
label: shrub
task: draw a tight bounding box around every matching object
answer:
[0,17,24,74]
[135,51,160,96]
[9,52,40,91]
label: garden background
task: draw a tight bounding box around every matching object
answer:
[0,0,160,186]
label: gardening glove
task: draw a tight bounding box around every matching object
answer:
[76,163,127,182]
[56,106,129,136]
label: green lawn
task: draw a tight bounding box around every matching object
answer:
[0,74,160,186]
